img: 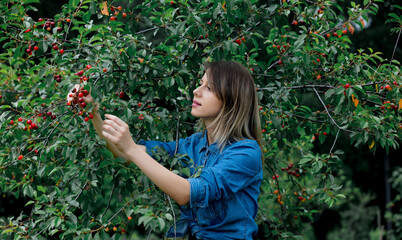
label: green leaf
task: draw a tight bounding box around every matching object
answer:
[22,0,40,4]
[37,185,46,193]
[1,229,14,234]
[157,217,165,230]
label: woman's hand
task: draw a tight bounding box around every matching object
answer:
[66,84,98,112]
[102,114,137,158]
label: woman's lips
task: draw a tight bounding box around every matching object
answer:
[192,100,201,107]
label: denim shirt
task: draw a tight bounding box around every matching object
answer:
[138,132,263,240]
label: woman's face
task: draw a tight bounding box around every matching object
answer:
[191,73,222,126]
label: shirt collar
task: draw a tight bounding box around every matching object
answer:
[198,130,219,154]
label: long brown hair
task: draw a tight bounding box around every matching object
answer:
[198,61,263,160]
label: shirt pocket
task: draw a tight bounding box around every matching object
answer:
[195,199,225,226]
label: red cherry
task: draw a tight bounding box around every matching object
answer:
[278,60,283,65]
[292,20,298,25]
[78,92,84,98]
[66,18,71,23]
[88,114,94,119]
[207,21,211,25]
[326,33,330,38]
[333,32,338,37]
[342,29,347,34]
[117,6,122,11]
[103,68,107,72]
[80,102,87,108]
[53,45,59,51]
[323,132,328,136]
[34,149,39,154]
[18,155,23,160]
[344,83,350,89]
[113,227,117,231]
[82,90,89,96]
[316,75,321,80]
[59,49,64,54]
[122,13,127,18]
[27,120,32,125]
[84,117,89,122]
[127,216,132,221]
[33,46,39,51]
[18,117,23,122]
[138,102,142,107]
[86,64,92,69]
[110,16,116,21]
[235,39,242,45]
[9,120,14,125]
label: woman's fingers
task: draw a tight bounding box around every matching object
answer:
[105,114,127,127]
[66,84,81,103]
[102,114,135,154]
[102,130,118,143]
[104,119,121,132]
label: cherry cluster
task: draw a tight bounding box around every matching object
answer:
[109,5,127,21]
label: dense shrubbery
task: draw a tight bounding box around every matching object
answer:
[0,0,400,239]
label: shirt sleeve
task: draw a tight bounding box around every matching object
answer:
[187,140,262,208]
[137,139,178,157]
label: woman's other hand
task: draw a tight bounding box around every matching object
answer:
[66,84,98,112]
[102,114,137,157]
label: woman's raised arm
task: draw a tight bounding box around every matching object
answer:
[67,85,146,158]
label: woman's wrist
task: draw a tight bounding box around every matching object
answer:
[124,142,142,163]
[91,102,100,113]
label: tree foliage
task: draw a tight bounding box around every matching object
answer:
[0,0,400,239]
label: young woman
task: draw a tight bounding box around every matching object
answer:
[68,61,263,239]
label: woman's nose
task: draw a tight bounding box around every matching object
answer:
[193,86,200,96]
